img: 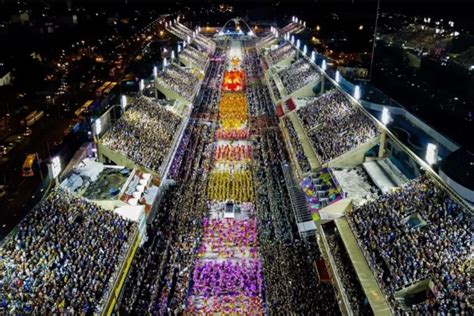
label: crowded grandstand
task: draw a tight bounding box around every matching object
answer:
[0,16,471,316]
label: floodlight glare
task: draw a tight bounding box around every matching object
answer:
[381,107,390,125]
[121,95,127,109]
[139,79,145,92]
[95,118,102,135]
[335,70,341,83]
[321,59,327,71]
[153,65,158,78]
[311,51,316,62]
[425,143,438,165]
[354,85,361,100]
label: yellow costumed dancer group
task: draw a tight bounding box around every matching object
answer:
[219,92,248,129]
[207,170,255,203]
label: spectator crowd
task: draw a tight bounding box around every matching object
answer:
[279,58,321,95]
[0,190,136,314]
[297,89,378,162]
[347,176,471,314]
[156,64,200,101]
[101,96,182,174]
[267,42,295,65]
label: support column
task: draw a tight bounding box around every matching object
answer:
[378,130,386,158]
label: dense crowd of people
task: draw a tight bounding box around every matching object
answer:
[283,116,311,173]
[324,223,373,315]
[269,77,282,101]
[219,92,248,129]
[0,190,136,314]
[256,31,276,50]
[207,170,255,202]
[297,89,378,162]
[180,45,208,69]
[280,22,305,35]
[101,96,182,174]
[279,58,321,95]
[246,82,274,119]
[261,239,341,315]
[119,120,214,314]
[347,176,471,314]
[194,34,217,54]
[156,64,200,101]
[267,42,295,65]
[243,47,263,81]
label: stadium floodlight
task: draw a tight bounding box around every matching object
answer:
[303,45,307,55]
[187,35,191,43]
[121,95,127,109]
[425,143,438,165]
[163,58,168,69]
[321,59,327,71]
[95,118,102,135]
[177,44,181,53]
[171,50,175,60]
[292,16,295,22]
[291,35,295,44]
[295,17,299,24]
[381,107,390,125]
[354,85,361,100]
[139,79,145,92]
[296,39,300,48]
[153,65,158,78]
[311,51,316,62]
[335,70,341,83]
[303,21,306,27]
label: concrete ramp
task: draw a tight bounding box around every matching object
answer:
[335,217,392,315]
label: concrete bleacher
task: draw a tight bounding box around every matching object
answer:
[363,158,409,193]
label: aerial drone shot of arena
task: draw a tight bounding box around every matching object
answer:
[0,0,472,315]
